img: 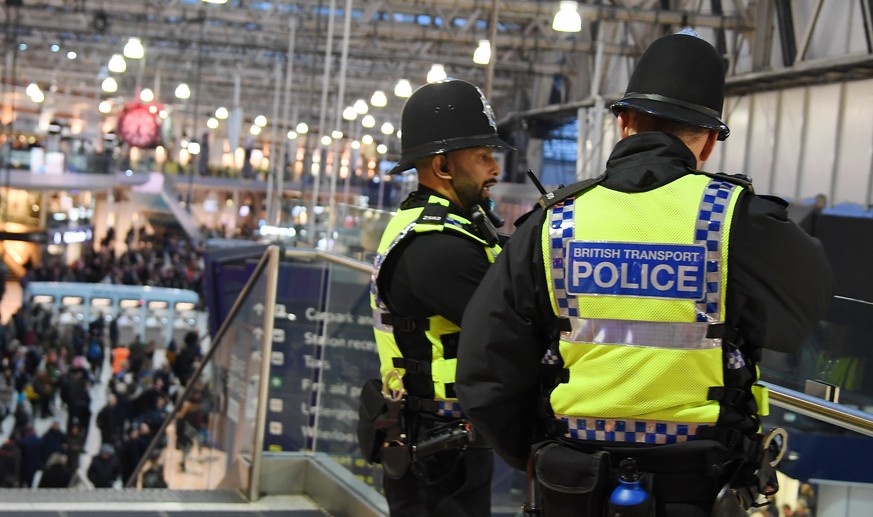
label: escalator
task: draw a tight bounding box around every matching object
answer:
[127,173,203,241]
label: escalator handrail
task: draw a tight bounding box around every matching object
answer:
[760,381,873,437]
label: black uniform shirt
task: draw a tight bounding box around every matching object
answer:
[377,186,493,398]
[455,131,835,469]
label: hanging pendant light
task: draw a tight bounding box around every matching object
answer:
[123,37,145,59]
[108,54,127,73]
[427,64,447,83]
[394,78,412,98]
[473,40,491,65]
[552,1,582,33]
[370,90,388,108]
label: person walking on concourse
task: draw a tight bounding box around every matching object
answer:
[455,30,833,517]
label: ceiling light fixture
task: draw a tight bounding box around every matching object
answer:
[215,106,229,120]
[552,1,582,33]
[473,40,491,65]
[123,37,145,59]
[175,83,191,100]
[427,64,447,83]
[353,99,369,115]
[108,54,127,73]
[342,106,357,121]
[370,90,388,108]
[394,79,412,98]
[101,77,118,93]
[361,115,376,128]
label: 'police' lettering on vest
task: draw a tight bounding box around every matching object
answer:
[566,241,706,299]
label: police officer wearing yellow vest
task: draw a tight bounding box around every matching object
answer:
[369,78,513,516]
[455,32,833,516]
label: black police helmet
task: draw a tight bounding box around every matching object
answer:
[611,30,730,140]
[388,79,514,175]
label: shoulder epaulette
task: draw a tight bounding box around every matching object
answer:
[538,175,606,209]
[415,199,450,226]
[690,169,755,193]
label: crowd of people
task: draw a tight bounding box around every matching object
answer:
[0,301,207,489]
[0,231,211,490]
[29,233,205,294]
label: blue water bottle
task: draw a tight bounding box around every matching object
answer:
[607,458,651,517]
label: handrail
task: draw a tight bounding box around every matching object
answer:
[761,381,873,438]
[284,248,373,274]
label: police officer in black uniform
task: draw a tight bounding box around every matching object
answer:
[455,31,833,516]
[369,78,513,516]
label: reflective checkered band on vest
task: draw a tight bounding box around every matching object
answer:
[437,400,464,419]
[371,221,417,313]
[444,217,466,230]
[548,198,579,318]
[541,348,561,365]
[727,349,746,370]
[695,179,735,323]
[559,415,709,445]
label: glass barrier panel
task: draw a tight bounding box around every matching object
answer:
[311,261,382,487]
[304,256,525,513]
[260,259,331,453]
[331,203,393,262]
[144,255,272,495]
[760,297,873,416]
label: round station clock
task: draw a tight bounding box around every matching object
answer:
[117,103,161,148]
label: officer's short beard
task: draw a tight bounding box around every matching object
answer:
[450,176,486,215]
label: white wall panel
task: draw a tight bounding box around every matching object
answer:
[717,95,751,175]
[601,115,619,165]
[807,4,857,58]
[706,116,725,172]
[833,79,873,206]
[744,91,780,193]
[798,83,841,202]
[772,88,807,199]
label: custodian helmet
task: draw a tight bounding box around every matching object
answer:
[388,79,514,175]
[610,31,730,140]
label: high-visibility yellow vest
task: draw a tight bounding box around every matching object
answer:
[541,174,766,444]
[371,195,500,415]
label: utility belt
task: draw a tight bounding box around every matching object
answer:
[525,427,786,517]
[355,372,476,481]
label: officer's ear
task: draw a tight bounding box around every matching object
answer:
[617,111,635,138]
[434,154,452,180]
[698,129,719,163]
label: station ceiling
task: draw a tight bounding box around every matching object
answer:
[2,0,871,144]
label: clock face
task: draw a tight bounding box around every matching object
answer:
[118,104,160,148]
